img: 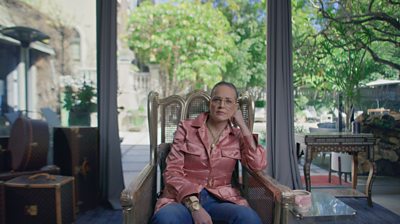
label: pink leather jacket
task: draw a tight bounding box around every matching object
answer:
[155,112,267,212]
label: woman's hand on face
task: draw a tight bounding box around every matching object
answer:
[232,109,246,128]
[191,208,213,224]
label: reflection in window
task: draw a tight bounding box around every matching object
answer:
[71,29,81,62]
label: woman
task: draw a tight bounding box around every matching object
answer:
[151,81,267,224]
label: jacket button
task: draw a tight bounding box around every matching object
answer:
[207,178,214,187]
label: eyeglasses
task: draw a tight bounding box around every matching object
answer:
[211,97,237,108]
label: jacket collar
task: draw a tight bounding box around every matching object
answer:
[192,112,235,135]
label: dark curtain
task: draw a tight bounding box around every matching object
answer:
[97,0,124,209]
[266,0,302,189]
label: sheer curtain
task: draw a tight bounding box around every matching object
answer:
[97,0,124,209]
[266,0,302,189]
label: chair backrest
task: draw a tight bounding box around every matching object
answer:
[148,90,254,164]
[148,90,254,190]
[331,152,352,172]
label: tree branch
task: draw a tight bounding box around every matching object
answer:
[388,0,400,5]
[368,0,375,12]
[362,43,400,70]
[317,0,400,30]
[367,23,400,37]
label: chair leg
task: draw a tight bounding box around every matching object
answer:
[328,156,332,183]
[338,157,342,185]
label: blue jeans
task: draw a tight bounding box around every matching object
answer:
[151,189,262,224]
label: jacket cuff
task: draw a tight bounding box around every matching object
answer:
[177,184,200,202]
[243,134,259,148]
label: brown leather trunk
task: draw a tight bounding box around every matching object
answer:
[8,117,49,171]
[53,127,99,213]
[4,174,75,224]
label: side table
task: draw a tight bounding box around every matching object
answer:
[300,132,376,206]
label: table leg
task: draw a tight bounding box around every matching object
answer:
[304,147,312,191]
[366,160,376,207]
[351,153,358,189]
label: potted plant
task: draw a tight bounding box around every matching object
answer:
[63,81,97,126]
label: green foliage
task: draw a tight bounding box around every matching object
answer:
[63,82,97,113]
[138,105,145,113]
[211,0,267,90]
[292,0,336,111]
[294,94,309,111]
[368,114,397,130]
[317,25,385,127]
[255,100,265,108]
[127,1,236,94]
[314,0,400,71]
[292,0,398,128]
[131,113,145,127]
[127,0,268,94]
[257,130,266,147]
[127,108,146,131]
[294,125,307,134]
[292,0,324,87]
[63,85,75,111]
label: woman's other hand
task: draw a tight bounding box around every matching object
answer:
[232,109,246,128]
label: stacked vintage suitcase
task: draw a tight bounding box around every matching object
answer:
[53,126,99,213]
[8,117,49,172]
[4,173,75,224]
[1,117,77,223]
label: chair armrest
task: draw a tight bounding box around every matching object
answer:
[243,170,293,224]
[121,163,157,224]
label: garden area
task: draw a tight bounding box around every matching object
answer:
[125,0,399,134]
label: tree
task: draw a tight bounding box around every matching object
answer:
[292,0,335,110]
[311,0,400,71]
[208,0,267,98]
[292,0,321,88]
[320,43,383,128]
[292,0,394,128]
[127,1,236,95]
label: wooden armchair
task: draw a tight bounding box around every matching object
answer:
[120,90,293,224]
